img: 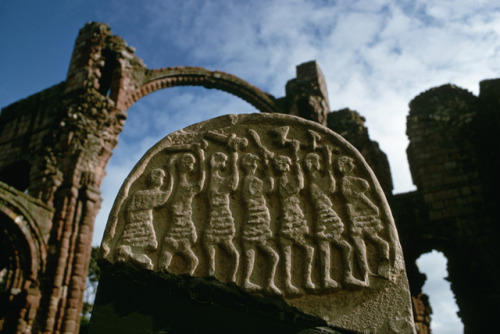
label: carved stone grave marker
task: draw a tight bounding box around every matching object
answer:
[97,113,415,333]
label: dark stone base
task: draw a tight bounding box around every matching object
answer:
[89,264,355,334]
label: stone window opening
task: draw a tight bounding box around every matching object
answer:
[0,212,31,292]
[0,161,31,192]
[98,49,119,98]
[417,250,464,333]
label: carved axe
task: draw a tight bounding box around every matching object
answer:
[247,129,274,164]
[269,126,300,159]
[307,130,322,150]
[163,138,208,153]
[204,131,248,151]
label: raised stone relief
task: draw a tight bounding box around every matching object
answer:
[272,137,316,295]
[241,130,281,295]
[336,155,391,281]
[304,144,365,289]
[158,147,205,276]
[101,113,414,333]
[115,168,172,270]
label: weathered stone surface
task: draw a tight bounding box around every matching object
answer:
[0,181,53,333]
[90,264,347,334]
[399,82,500,333]
[100,113,415,333]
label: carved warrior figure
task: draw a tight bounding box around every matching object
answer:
[304,146,365,288]
[269,126,315,294]
[204,133,246,282]
[158,146,205,275]
[116,168,172,270]
[240,143,281,294]
[336,156,390,280]
[275,142,315,294]
[269,127,316,294]
[274,154,316,294]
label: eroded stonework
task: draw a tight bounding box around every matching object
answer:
[101,113,414,333]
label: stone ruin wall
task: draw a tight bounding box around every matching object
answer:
[392,80,500,333]
[0,21,499,333]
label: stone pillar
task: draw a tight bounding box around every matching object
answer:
[61,172,101,334]
[65,22,113,94]
[412,294,431,334]
[283,61,330,125]
[35,182,80,333]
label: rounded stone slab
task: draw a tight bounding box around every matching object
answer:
[100,113,415,333]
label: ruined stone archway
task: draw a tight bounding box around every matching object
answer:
[0,190,48,284]
[0,182,50,333]
[118,67,280,114]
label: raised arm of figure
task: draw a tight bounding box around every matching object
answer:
[359,186,380,216]
[295,159,304,190]
[324,145,336,194]
[265,169,275,193]
[193,140,207,192]
[230,150,239,192]
[162,167,175,204]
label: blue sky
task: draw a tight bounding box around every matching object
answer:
[3,0,499,332]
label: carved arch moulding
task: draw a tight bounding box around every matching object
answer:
[0,185,50,284]
[0,181,53,332]
[99,113,415,333]
[116,66,280,114]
